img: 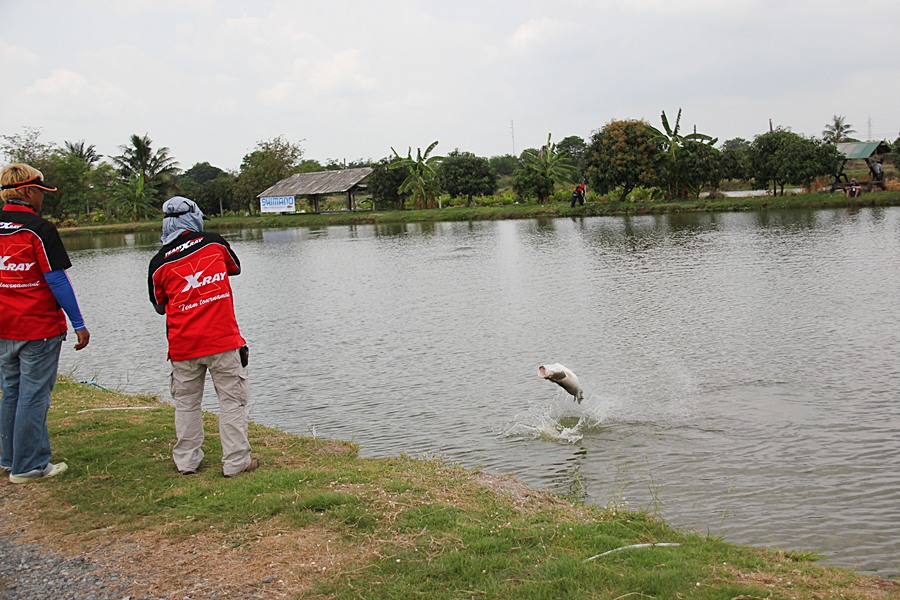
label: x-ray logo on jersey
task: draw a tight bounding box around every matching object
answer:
[181,269,226,293]
[0,256,36,271]
[0,243,37,281]
[170,255,227,305]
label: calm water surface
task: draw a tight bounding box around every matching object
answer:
[60,208,900,577]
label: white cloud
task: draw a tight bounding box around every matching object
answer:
[508,17,571,55]
[309,49,376,95]
[0,0,897,170]
[1,39,38,65]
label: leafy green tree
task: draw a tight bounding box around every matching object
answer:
[0,126,57,166]
[584,120,659,202]
[750,129,840,195]
[488,154,520,177]
[512,167,551,203]
[368,157,409,209]
[720,138,752,182]
[235,136,305,213]
[323,158,370,171]
[677,141,725,197]
[182,162,226,185]
[111,134,180,203]
[556,135,587,181]
[298,159,326,173]
[46,152,92,216]
[390,141,443,209]
[515,133,576,204]
[437,150,497,206]
[648,109,717,199]
[86,163,120,220]
[822,115,857,144]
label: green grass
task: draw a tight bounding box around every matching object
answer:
[2,379,896,598]
[57,190,900,238]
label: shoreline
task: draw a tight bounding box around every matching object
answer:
[56,191,900,238]
[0,379,897,598]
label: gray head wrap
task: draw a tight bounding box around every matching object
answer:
[161,196,205,244]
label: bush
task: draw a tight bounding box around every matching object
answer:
[884,177,900,191]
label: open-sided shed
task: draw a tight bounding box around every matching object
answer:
[258,167,373,213]
[831,141,892,191]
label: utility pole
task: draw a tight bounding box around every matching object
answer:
[867,116,872,140]
[510,120,516,156]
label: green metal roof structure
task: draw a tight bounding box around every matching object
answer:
[836,141,892,159]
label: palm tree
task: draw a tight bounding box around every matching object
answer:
[519,133,577,204]
[390,141,443,209]
[63,140,102,165]
[822,115,857,144]
[111,133,180,200]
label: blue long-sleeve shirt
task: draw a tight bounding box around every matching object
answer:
[44,269,86,331]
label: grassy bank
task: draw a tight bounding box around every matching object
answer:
[1,380,896,599]
[57,191,900,237]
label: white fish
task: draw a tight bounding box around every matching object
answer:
[538,363,584,403]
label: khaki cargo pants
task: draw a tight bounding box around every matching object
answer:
[170,348,251,476]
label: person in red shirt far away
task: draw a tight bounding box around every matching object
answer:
[147,196,257,477]
[571,183,586,207]
[0,163,90,484]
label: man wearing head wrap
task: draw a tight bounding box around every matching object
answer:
[0,163,90,483]
[147,196,257,477]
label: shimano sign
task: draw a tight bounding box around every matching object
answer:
[260,196,296,213]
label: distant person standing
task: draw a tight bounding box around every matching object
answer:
[0,163,90,484]
[571,183,586,207]
[873,160,884,182]
[148,196,257,478]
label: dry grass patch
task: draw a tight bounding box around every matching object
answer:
[713,560,900,600]
[1,485,369,598]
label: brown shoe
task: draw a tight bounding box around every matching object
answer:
[225,457,259,478]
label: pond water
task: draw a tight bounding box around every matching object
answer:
[59,208,900,577]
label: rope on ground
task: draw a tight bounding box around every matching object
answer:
[584,542,681,562]
[76,406,157,414]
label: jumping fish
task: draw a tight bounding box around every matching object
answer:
[538,363,584,403]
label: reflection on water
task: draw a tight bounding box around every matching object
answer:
[60,208,900,577]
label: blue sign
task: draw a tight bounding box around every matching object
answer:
[260,196,296,213]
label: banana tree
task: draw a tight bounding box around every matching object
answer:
[648,109,717,199]
[390,141,444,209]
[519,133,577,204]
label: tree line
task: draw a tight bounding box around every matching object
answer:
[2,112,893,222]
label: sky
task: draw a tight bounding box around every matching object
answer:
[2,0,898,173]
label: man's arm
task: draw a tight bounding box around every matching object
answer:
[44,269,90,350]
[148,259,168,315]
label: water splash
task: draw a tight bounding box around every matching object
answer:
[500,391,613,444]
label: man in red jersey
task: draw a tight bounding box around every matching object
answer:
[0,163,90,484]
[148,196,257,477]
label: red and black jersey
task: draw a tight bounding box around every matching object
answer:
[0,204,70,340]
[148,231,246,361]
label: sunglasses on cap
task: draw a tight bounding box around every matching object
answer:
[164,203,210,220]
[0,176,58,192]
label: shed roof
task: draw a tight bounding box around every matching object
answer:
[258,167,373,198]
[836,141,892,160]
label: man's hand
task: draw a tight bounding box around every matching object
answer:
[74,328,90,350]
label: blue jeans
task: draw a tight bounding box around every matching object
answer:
[0,335,64,475]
